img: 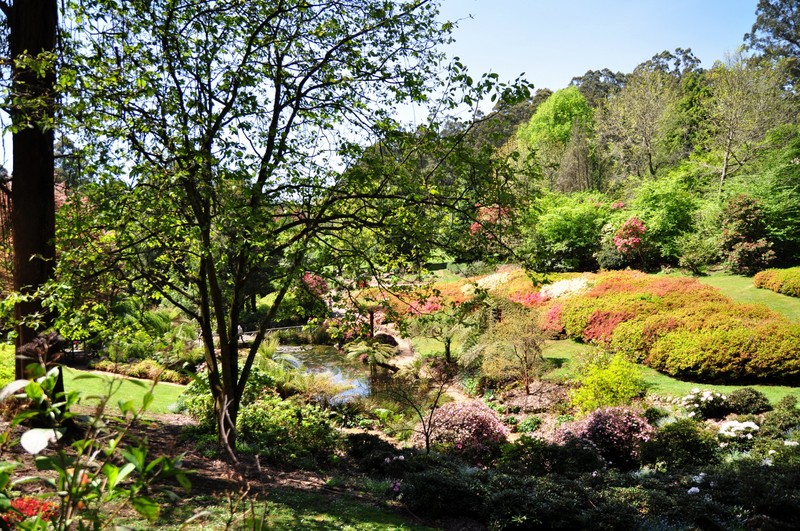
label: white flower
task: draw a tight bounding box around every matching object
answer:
[688,487,700,495]
[691,388,700,394]
[692,472,707,483]
[762,458,773,466]
[784,440,799,447]
[769,450,777,455]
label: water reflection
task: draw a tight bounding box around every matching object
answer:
[279,345,371,401]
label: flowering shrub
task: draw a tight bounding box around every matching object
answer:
[1,496,58,526]
[469,203,510,237]
[754,267,800,298]
[681,388,728,420]
[414,400,509,464]
[718,420,760,451]
[540,276,590,299]
[508,290,549,307]
[614,216,646,254]
[408,296,443,316]
[539,303,565,337]
[301,271,329,297]
[555,407,654,470]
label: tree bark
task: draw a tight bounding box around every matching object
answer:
[6,0,59,379]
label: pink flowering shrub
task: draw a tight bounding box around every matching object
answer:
[301,271,329,297]
[613,216,646,254]
[539,303,565,337]
[555,407,654,470]
[408,296,443,316]
[415,400,509,464]
[508,290,549,308]
[469,203,510,237]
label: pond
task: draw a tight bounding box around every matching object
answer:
[279,345,371,401]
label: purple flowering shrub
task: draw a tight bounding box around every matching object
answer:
[415,400,509,463]
[555,407,654,470]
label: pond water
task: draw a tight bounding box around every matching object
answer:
[278,345,371,401]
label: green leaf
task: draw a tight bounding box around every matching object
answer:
[132,496,160,522]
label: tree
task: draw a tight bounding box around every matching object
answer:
[63,0,521,459]
[0,0,58,379]
[570,68,626,108]
[745,0,800,84]
[704,51,790,189]
[598,68,681,179]
[471,308,545,395]
[517,86,594,190]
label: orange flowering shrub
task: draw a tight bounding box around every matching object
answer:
[754,267,800,298]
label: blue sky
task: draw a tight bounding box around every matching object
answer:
[438,0,759,92]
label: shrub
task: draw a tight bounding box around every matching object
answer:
[754,267,800,297]
[680,388,728,420]
[237,393,340,465]
[641,419,720,469]
[497,435,605,478]
[569,355,647,414]
[717,420,760,452]
[555,407,654,470]
[759,396,800,440]
[414,399,509,464]
[721,194,776,275]
[725,388,771,415]
[401,462,486,518]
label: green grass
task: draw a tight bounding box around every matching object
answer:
[542,339,799,403]
[0,345,184,415]
[63,367,185,415]
[696,273,800,322]
[120,487,434,530]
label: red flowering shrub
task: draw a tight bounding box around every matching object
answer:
[1,496,58,526]
[613,216,646,254]
[408,296,443,316]
[582,310,637,344]
[414,400,509,464]
[555,407,654,470]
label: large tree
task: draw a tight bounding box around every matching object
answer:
[598,68,680,179]
[745,0,800,83]
[63,0,517,458]
[0,0,58,378]
[704,51,790,189]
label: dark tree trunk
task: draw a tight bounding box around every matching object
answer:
[4,0,59,379]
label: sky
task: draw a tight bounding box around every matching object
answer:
[437,0,759,94]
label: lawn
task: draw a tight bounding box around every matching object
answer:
[0,344,185,415]
[696,273,800,321]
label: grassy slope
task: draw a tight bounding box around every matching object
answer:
[697,273,800,321]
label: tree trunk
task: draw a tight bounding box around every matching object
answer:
[6,0,58,380]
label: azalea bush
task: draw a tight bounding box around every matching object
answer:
[754,267,800,297]
[414,399,509,464]
[555,407,654,470]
